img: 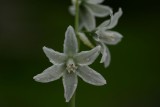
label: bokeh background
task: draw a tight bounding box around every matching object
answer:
[0,0,160,107]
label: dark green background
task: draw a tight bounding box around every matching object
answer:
[0,0,160,107]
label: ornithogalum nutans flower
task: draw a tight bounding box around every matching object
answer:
[69,0,112,31]
[95,8,123,68]
[33,26,106,102]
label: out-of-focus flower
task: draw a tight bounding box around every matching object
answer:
[78,8,123,68]
[95,8,123,68]
[69,0,112,31]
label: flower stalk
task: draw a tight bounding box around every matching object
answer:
[68,92,76,107]
[75,0,79,33]
[33,0,123,106]
[69,0,79,107]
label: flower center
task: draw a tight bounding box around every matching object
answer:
[66,59,77,73]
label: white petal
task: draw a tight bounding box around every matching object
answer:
[100,43,107,63]
[69,5,75,16]
[43,46,67,64]
[78,32,94,48]
[106,8,123,29]
[86,0,104,4]
[87,4,112,17]
[77,66,106,86]
[100,43,111,68]
[74,46,101,66]
[63,72,78,102]
[64,26,78,56]
[97,8,123,30]
[80,6,96,31]
[96,30,123,45]
[33,65,65,83]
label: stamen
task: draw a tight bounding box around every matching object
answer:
[66,59,77,73]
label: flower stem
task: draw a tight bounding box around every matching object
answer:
[68,0,79,107]
[75,0,79,33]
[68,92,76,107]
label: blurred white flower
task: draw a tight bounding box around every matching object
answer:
[79,8,123,68]
[33,26,106,102]
[69,0,112,31]
[95,8,123,68]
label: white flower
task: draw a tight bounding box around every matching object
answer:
[79,8,123,68]
[69,0,112,31]
[33,26,106,102]
[95,8,123,68]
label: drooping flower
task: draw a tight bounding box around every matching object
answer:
[33,26,106,102]
[94,8,123,68]
[78,8,123,68]
[69,0,112,31]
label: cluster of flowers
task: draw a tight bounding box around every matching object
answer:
[33,0,123,102]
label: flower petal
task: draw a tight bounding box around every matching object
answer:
[80,6,96,31]
[33,65,65,83]
[96,30,123,45]
[86,4,112,17]
[100,43,111,68]
[97,8,123,30]
[74,46,101,66]
[86,0,104,4]
[69,5,75,15]
[64,26,78,56]
[77,66,106,86]
[100,43,107,63]
[78,32,94,48]
[63,72,78,102]
[107,8,123,29]
[43,46,67,64]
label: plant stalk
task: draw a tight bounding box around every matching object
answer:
[68,0,79,107]
[68,92,76,107]
[75,0,79,33]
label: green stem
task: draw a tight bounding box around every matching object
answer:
[75,0,79,33]
[68,92,76,107]
[68,0,79,107]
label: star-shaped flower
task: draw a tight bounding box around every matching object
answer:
[69,0,113,31]
[33,26,106,102]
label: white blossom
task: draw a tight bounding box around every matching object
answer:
[95,8,123,68]
[33,26,106,102]
[78,8,123,68]
[69,0,112,31]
